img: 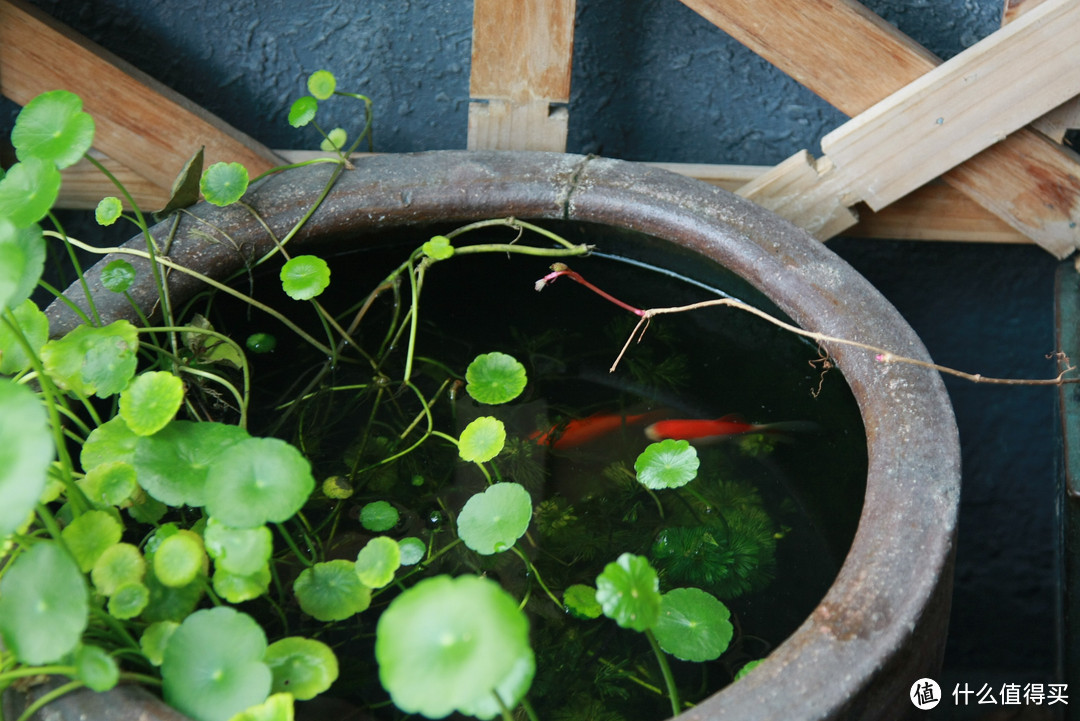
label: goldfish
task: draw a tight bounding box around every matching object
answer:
[532,411,659,450]
[644,414,817,444]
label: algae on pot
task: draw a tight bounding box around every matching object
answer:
[0,74,862,721]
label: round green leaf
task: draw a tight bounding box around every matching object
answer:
[162,607,272,721]
[11,89,95,168]
[375,575,534,719]
[359,500,399,532]
[41,320,139,398]
[91,542,146,595]
[229,692,294,721]
[457,482,532,555]
[141,565,205,623]
[564,584,602,620]
[61,509,123,572]
[107,582,150,620]
[134,420,250,507]
[0,379,52,538]
[293,560,372,622]
[81,415,139,471]
[288,96,318,128]
[653,587,733,662]
[595,553,662,632]
[307,70,337,100]
[421,235,454,261]
[75,644,120,692]
[201,162,249,207]
[213,566,272,604]
[465,352,527,404]
[397,536,426,566]
[120,371,185,436]
[0,220,45,310]
[141,621,179,666]
[205,437,315,528]
[205,518,273,576]
[458,416,506,463]
[265,636,339,700]
[0,541,89,664]
[280,255,330,301]
[319,127,347,152]
[100,259,136,292]
[0,298,49,373]
[634,439,700,490]
[153,530,207,588]
[79,460,137,507]
[0,158,61,227]
[246,333,277,354]
[355,536,401,588]
[95,196,123,226]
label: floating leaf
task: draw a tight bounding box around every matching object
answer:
[134,420,250,507]
[201,162,249,207]
[653,587,733,662]
[79,460,137,507]
[61,509,123,572]
[265,637,339,700]
[107,582,150,620]
[100,259,136,293]
[205,438,315,528]
[0,158,61,227]
[153,529,207,588]
[246,333,277,354]
[11,89,94,168]
[564,584,602,620]
[634,439,699,490]
[141,621,179,666]
[465,352,527,404]
[213,565,272,604]
[457,482,532,555]
[95,196,123,226]
[0,379,52,537]
[595,553,661,632]
[355,536,401,588]
[0,298,48,373]
[40,320,139,398]
[359,500,399,532]
[421,235,454,261]
[205,518,273,576]
[307,70,337,100]
[228,692,294,721]
[320,128,347,152]
[81,415,139,471]
[458,416,506,463]
[154,146,205,221]
[0,541,89,664]
[0,219,45,310]
[397,537,426,566]
[288,96,318,128]
[376,575,534,719]
[91,542,146,595]
[162,607,272,721]
[75,644,120,692]
[293,560,371,622]
[280,255,330,300]
[120,371,185,436]
[321,475,352,499]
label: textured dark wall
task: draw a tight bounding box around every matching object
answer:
[7,0,1059,695]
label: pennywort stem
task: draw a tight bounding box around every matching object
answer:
[645,628,680,717]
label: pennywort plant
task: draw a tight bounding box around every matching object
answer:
[0,71,775,721]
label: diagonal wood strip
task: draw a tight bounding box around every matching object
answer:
[0,0,282,194]
[683,0,1080,256]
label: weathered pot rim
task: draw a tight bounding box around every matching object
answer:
[46,150,960,720]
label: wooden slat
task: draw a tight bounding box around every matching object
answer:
[685,0,1080,257]
[0,0,282,193]
[468,0,576,151]
[1002,0,1080,143]
[819,0,1080,211]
